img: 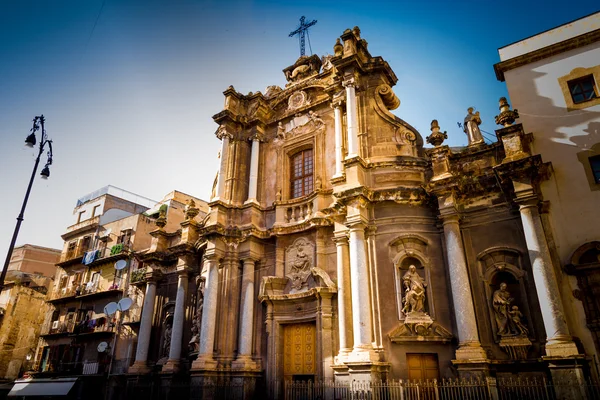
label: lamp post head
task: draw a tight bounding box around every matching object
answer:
[25,133,36,148]
[40,166,50,179]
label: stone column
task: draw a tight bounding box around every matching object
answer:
[333,102,344,178]
[347,223,374,360]
[344,79,359,159]
[442,215,487,360]
[162,265,191,373]
[129,272,160,374]
[233,258,258,370]
[246,137,260,204]
[214,132,231,201]
[192,255,220,370]
[334,232,352,363]
[518,200,578,356]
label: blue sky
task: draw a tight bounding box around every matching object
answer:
[1,1,598,259]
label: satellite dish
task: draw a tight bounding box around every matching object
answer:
[104,302,118,316]
[114,260,127,270]
[118,297,133,312]
[97,342,108,353]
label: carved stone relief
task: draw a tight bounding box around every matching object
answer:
[287,90,310,111]
[285,237,315,293]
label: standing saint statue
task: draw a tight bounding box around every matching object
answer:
[402,265,427,314]
[493,282,517,336]
[464,107,485,146]
[162,323,172,357]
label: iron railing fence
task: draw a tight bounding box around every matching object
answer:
[284,378,600,400]
[112,376,600,400]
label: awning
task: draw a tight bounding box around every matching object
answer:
[8,378,77,397]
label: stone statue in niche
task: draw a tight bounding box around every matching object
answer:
[189,277,204,353]
[463,107,485,146]
[402,265,427,315]
[493,282,528,337]
[162,323,172,357]
[285,238,315,293]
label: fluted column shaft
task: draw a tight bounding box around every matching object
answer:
[195,256,220,365]
[348,224,372,350]
[238,259,256,358]
[344,80,359,158]
[333,103,344,178]
[132,280,157,367]
[442,216,487,359]
[247,138,260,202]
[334,234,352,358]
[165,267,189,368]
[518,201,577,356]
[215,136,230,200]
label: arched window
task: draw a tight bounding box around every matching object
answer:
[291,149,313,198]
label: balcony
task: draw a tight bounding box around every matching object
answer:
[41,320,76,336]
[62,216,100,238]
[86,243,130,267]
[48,287,78,302]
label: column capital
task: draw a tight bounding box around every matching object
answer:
[440,213,461,225]
[346,220,366,232]
[241,257,258,267]
[515,195,539,209]
[176,265,193,276]
[342,77,357,88]
[333,231,349,244]
[145,268,163,283]
[365,225,377,238]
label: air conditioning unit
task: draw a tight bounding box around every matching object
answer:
[52,320,59,329]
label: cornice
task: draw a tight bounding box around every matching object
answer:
[494,28,600,81]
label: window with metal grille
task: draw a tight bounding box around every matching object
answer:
[568,75,598,104]
[590,155,600,184]
[291,149,314,198]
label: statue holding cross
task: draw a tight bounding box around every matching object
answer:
[289,16,317,57]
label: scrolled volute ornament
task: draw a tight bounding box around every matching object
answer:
[426,119,447,147]
[494,97,520,127]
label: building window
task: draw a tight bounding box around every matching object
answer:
[590,155,600,184]
[118,229,132,246]
[291,149,313,198]
[77,210,86,223]
[568,75,598,104]
[91,205,101,218]
[406,353,439,380]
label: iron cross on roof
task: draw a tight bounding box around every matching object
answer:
[289,16,317,57]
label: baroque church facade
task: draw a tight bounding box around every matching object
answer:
[125,26,591,396]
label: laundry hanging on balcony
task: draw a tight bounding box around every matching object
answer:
[82,250,99,265]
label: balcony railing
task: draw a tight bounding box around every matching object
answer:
[42,320,76,336]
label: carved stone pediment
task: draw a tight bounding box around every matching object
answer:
[388,317,452,343]
[285,237,315,293]
[283,55,322,85]
[275,111,325,142]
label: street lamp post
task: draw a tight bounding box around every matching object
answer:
[0,115,54,295]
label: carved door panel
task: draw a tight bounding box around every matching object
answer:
[283,322,316,382]
[407,353,439,380]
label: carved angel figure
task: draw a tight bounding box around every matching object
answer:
[402,265,427,314]
[509,305,529,336]
[308,110,324,127]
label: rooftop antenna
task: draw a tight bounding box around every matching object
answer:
[289,16,317,57]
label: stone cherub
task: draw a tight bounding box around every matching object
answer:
[509,305,529,336]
